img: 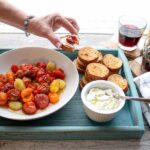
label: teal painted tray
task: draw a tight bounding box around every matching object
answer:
[0,48,144,140]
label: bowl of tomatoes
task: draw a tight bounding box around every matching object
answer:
[0,47,79,120]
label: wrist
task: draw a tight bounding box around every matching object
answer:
[23,15,35,36]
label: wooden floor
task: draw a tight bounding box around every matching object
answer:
[0,33,150,150]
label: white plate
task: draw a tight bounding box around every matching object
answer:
[0,47,79,120]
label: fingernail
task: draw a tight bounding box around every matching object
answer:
[56,42,62,49]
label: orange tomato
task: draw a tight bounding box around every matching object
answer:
[48,93,59,104]
[0,92,8,106]
[6,72,15,82]
[21,88,34,102]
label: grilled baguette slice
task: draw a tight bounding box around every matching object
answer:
[73,59,85,73]
[102,54,122,72]
[107,74,128,92]
[86,63,109,80]
[78,46,99,64]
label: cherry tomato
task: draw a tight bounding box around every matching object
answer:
[0,92,8,106]
[34,94,49,109]
[0,74,7,83]
[15,69,24,78]
[6,72,15,82]
[36,62,46,69]
[27,83,37,91]
[24,70,36,79]
[66,35,79,45]
[36,69,46,78]
[23,101,37,115]
[52,68,65,79]
[7,89,20,101]
[31,66,39,74]
[2,82,14,92]
[37,83,49,94]
[21,88,34,102]
[48,93,59,104]
[38,74,51,84]
[20,64,33,71]
[22,77,32,86]
[11,64,19,73]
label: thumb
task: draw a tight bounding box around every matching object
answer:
[46,32,62,48]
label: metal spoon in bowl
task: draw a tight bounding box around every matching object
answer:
[114,95,150,104]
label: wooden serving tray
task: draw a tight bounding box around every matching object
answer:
[0,48,144,140]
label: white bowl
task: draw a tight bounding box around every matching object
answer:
[81,80,126,122]
[0,47,79,120]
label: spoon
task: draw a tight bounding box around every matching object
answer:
[115,95,150,104]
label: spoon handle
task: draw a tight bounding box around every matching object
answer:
[123,96,150,104]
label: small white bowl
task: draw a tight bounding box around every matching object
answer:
[81,80,126,122]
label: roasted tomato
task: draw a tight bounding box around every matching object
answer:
[7,89,20,101]
[35,62,46,69]
[52,68,65,79]
[6,72,15,82]
[20,64,33,71]
[37,83,49,94]
[34,94,49,109]
[23,101,37,115]
[15,69,24,78]
[2,82,14,92]
[0,74,7,83]
[0,92,8,106]
[36,68,46,78]
[38,74,51,84]
[21,88,34,103]
[11,64,19,73]
[66,35,79,45]
[24,70,36,79]
[22,77,32,86]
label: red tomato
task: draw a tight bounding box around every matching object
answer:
[11,64,19,73]
[23,101,37,115]
[24,70,36,79]
[2,82,14,92]
[38,74,51,84]
[15,69,24,78]
[20,64,33,71]
[0,74,7,83]
[35,62,46,69]
[66,35,79,45]
[37,83,49,94]
[34,94,49,109]
[7,89,20,101]
[52,68,65,79]
[36,69,46,78]
[22,77,32,86]
[27,83,37,91]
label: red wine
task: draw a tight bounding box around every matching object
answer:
[119,25,141,47]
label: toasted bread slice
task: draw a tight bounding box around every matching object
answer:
[62,44,74,52]
[77,57,87,69]
[81,76,89,85]
[86,63,109,80]
[107,74,128,92]
[73,59,85,73]
[78,46,99,64]
[102,54,122,71]
[96,51,103,63]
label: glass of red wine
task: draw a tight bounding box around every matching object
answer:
[118,15,147,51]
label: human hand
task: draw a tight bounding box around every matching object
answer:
[28,13,79,48]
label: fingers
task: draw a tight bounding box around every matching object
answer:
[46,31,62,48]
[65,17,80,32]
[55,16,78,35]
